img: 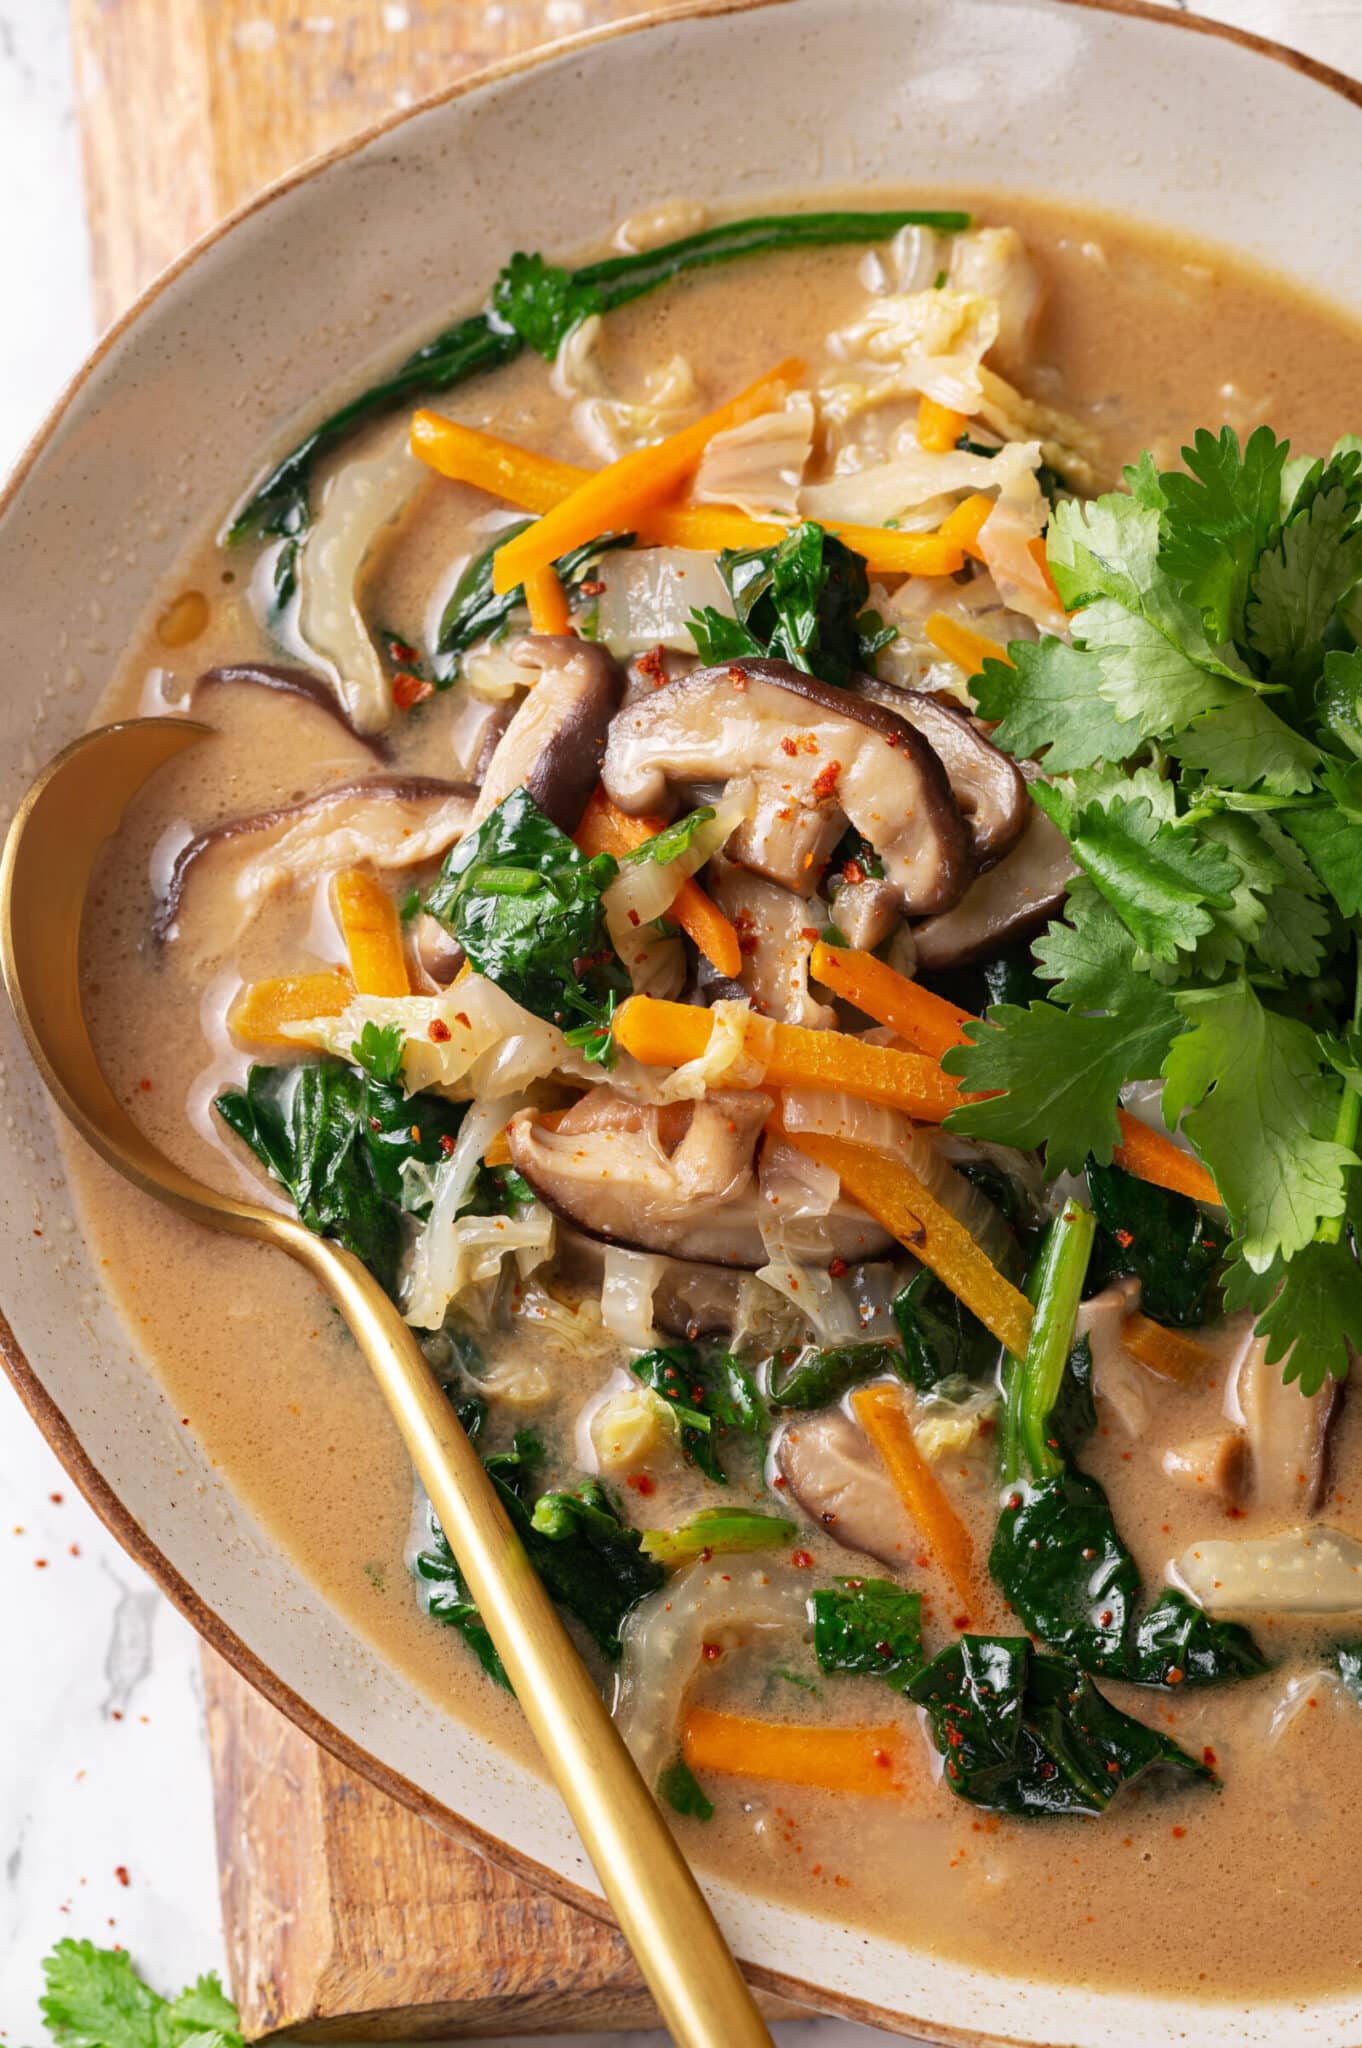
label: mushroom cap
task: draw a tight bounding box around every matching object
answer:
[602,656,972,915]
[473,635,625,835]
[855,678,1029,868]
[773,1405,922,1568]
[192,662,388,755]
[708,854,837,1030]
[911,795,1076,970]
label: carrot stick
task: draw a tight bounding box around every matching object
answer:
[1027,533,1065,609]
[916,397,967,454]
[332,869,410,998]
[1121,1312,1212,1384]
[925,610,1012,678]
[491,358,804,595]
[813,941,1223,1210]
[851,1383,978,1611]
[523,561,572,636]
[410,410,966,575]
[575,788,742,979]
[935,491,994,564]
[784,1124,1033,1357]
[227,969,355,1047]
[682,1705,909,1799]
[613,994,962,1122]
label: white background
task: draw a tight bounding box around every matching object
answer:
[1,0,1357,2040]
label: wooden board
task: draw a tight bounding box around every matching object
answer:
[69,1,805,2036]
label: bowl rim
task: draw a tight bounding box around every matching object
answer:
[5,0,1362,2035]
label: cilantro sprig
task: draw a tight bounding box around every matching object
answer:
[947,424,1362,1388]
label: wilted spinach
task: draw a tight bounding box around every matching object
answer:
[891,1270,1000,1392]
[434,526,632,680]
[690,522,891,687]
[1085,1159,1223,1328]
[765,1339,903,1410]
[811,1578,924,1694]
[629,1345,764,1484]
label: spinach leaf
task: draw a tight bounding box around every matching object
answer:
[811,1578,924,1693]
[1047,1334,1096,1463]
[990,1470,1139,1676]
[629,1345,764,1484]
[1085,1159,1223,1328]
[1128,1589,1271,1686]
[657,1754,715,1822]
[1330,1640,1362,1703]
[891,1271,999,1392]
[908,1635,1214,1817]
[434,526,632,680]
[691,522,884,688]
[414,1524,510,1690]
[624,806,717,866]
[765,1339,903,1410]
[215,1060,464,1295]
[423,786,625,1041]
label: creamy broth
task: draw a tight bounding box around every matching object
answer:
[65,191,1362,2003]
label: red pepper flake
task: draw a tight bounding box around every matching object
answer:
[439,1134,457,1157]
[454,1010,472,1028]
[393,671,435,711]
[780,735,798,757]
[1166,1665,1185,1685]
[727,666,749,691]
[34,1558,48,1569]
[627,908,641,928]
[1202,1746,1217,1767]
[636,645,669,688]
[841,857,866,886]
[625,1473,656,1496]
[49,1493,63,1505]
[701,1641,723,1663]
[952,1614,971,1631]
[1171,1825,1187,1839]
[771,1473,788,1489]
[114,1866,130,1888]
[872,1749,893,1770]
[368,1115,383,1132]
[428,1017,452,1042]
[790,1549,814,1570]
[578,578,606,598]
[828,1256,848,1278]
[138,1078,154,1092]
[1114,1228,1135,1249]
[388,638,418,663]
[811,760,842,803]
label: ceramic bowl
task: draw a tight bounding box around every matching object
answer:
[4,1,1362,2038]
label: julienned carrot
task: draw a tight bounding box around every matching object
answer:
[332,869,410,997]
[523,561,571,636]
[810,940,972,1061]
[935,491,994,564]
[681,1705,909,1798]
[492,358,804,594]
[1111,1111,1220,1206]
[1028,533,1065,609]
[784,1124,1034,1358]
[851,1383,978,1611]
[815,941,1223,1210]
[613,995,962,1122]
[925,610,1012,678]
[228,969,355,1047]
[575,789,742,979]
[410,410,966,575]
[1121,1312,1212,1384]
[917,396,967,454]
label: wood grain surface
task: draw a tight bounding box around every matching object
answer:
[67,1,802,2037]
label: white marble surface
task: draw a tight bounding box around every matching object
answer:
[2,0,1361,2039]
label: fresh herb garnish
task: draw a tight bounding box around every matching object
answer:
[628,1345,764,1484]
[423,786,625,1049]
[657,1753,715,1821]
[37,1940,244,2048]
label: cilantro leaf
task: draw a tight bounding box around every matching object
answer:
[39,1942,244,2048]
[1317,646,1362,758]
[1249,1237,1362,1395]
[1282,768,1362,917]
[1247,482,1362,678]
[490,252,604,358]
[1168,692,1318,796]
[1074,599,1245,736]
[1157,425,1288,644]
[971,639,1143,771]
[1031,879,1151,1009]
[1162,981,1356,1266]
[350,1019,405,1084]
[1031,788,1238,963]
[657,1754,715,1820]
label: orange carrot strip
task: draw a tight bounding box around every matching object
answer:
[682,1705,908,1799]
[410,411,581,513]
[491,358,804,594]
[575,789,742,980]
[851,1383,978,1611]
[227,969,355,1048]
[1112,1110,1220,1206]
[410,410,964,575]
[523,561,572,636]
[1027,534,1065,609]
[916,397,968,454]
[1121,1312,1212,1385]
[613,995,962,1122]
[784,1125,1033,1357]
[925,610,1012,678]
[815,941,1223,1210]
[936,491,994,564]
[332,869,410,998]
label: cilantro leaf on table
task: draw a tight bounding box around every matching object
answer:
[1031,787,1238,963]
[969,639,1143,771]
[39,1942,244,2048]
[1157,424,1288,644]
[1162,981,1356,1267]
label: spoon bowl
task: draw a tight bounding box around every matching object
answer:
[0,714,773,2048]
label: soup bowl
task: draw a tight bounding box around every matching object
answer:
[4,1,1362,2038]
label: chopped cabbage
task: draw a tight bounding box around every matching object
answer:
[600,1246,668,1351]
[977,440,1067,634]
[820,288,1001,422]
[553,313,699,462]
[692,395,815,520]
[657,996,770,1102]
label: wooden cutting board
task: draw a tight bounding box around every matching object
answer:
[69,1,804,2035]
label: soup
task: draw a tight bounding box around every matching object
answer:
[66,190,1362,2005]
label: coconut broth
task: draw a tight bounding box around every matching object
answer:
[65,191,1362,2002]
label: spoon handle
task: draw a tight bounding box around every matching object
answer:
[299,1228,775,2048]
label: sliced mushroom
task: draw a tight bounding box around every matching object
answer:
[507,1089,774,1265]
[774,1408,920,1567]
[1076,1279,1147,1435]
[472,635,625,834]
[708,854,838,1030]
[411,911,465,989]
[828,875,900,953]
[856,679,1028,868]
[602,656,972,913]
[623,645,699,705]
[192,663,388,754]
[154,775,476,948]
[911,796,1076,970]
[1161,1433,1251,1507]
[1227,1327,1339,1517]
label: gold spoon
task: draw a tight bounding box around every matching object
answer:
[1,717,775,2048]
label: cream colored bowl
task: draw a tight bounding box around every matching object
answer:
[4,2,1362,2038]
